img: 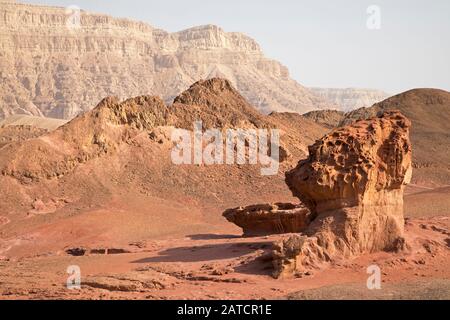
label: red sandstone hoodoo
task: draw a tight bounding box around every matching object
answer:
[276,110,412,277]
[223,110,413,278]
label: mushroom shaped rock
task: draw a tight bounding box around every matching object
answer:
[274,111,412,278]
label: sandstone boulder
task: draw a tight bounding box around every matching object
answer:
[274,111,412,278]
[223,203,311,237]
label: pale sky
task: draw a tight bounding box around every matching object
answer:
[20,0,450,94]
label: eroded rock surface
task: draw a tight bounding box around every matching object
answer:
[223,203,311,236]
[274,111,412,278]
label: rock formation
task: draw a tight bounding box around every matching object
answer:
[223,203,311,237]
[0,1,335,120]
[273,111,412,277]
[310,88,390,112]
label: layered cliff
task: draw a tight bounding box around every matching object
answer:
[0,1,335,119]
[310,88,390,112]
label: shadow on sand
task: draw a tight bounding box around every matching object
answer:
[131,241,271,264]
[186,234,241,240]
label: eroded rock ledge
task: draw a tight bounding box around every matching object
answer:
[223,203,311,237]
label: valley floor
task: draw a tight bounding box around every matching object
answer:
[0,214,448,300]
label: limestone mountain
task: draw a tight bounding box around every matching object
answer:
[310,88,390,111]
[0,1,335,120]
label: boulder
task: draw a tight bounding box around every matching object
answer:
[223,203,311,237]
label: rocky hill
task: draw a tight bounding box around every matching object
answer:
[310,88,390,111]
[302,109,345,129]
[0,78,329,257]
[0,1,336,120]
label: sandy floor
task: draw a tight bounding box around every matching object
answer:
[0,214,448,300]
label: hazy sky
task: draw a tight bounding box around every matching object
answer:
[21,0,450,94]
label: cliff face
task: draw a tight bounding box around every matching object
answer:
[0,1,335,119]
[310,88,390,112]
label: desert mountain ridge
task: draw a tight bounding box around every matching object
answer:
[0,0,340,120]
[0,78,328,249]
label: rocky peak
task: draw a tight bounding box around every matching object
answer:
[174,78,246,106]
[0,78,282,182]
[171,78,267,129]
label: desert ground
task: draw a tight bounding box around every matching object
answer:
[0,215,449,300]
[0,81,449,300]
